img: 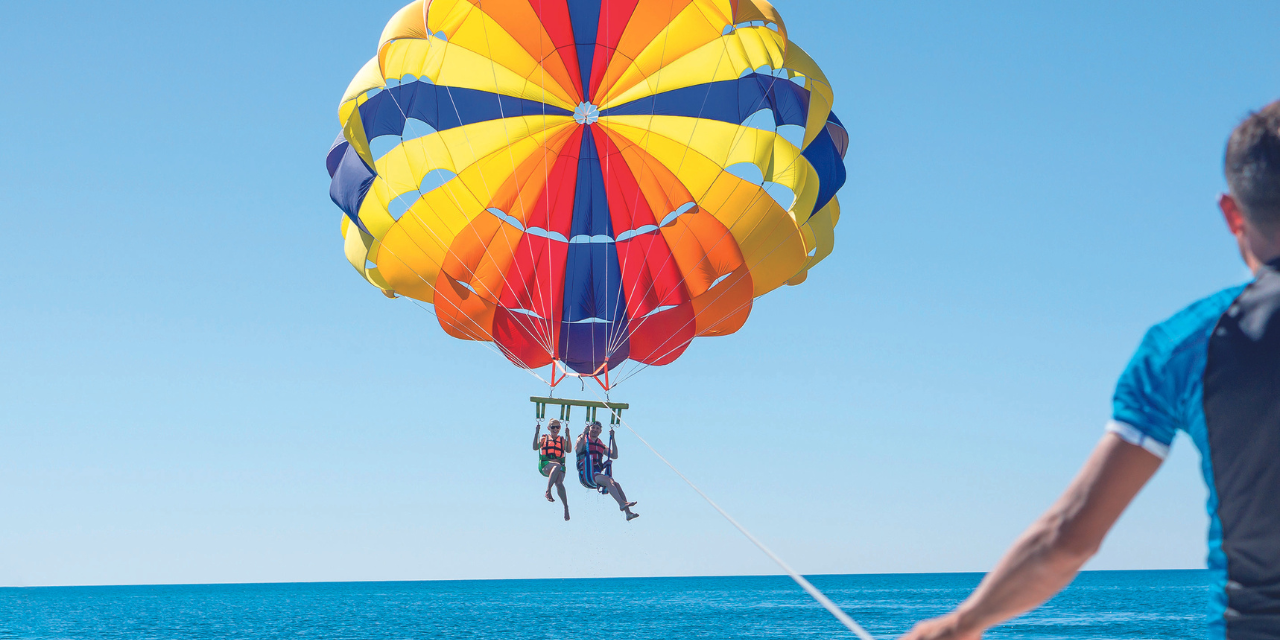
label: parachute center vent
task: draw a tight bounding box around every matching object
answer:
[573,102,600,125]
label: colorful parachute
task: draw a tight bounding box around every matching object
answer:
[327,0,848,384]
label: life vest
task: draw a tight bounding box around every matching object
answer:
[540,435,565,460]
[586,437,608,467]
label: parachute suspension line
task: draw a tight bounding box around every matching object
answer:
[621,127,834,383]
[372,239,535,365]
[557,16,587,390]
[540,3,555,370]
[603,22,839,383]
[612,201,797,388]
[373,210,552,357]
[475,5,560,356]
[391,24,557,356]
[602,19,761,363]
[605,76,833,390]
[403,296,553,388]
[603,184,801,390]
[602,0,684,362]
[435,83,559,356]
[585,388,874,640]
[611,208,815,390]
[496,0,562,370]
[603,0,616,366]
[370,59,557,356]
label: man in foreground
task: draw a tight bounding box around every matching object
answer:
[903,101,1280,640]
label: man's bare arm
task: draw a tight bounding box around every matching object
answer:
[901,433,1163,640]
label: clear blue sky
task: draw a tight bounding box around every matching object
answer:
[2,1,1278,587]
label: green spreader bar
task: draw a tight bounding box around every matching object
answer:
[531,396,628,425]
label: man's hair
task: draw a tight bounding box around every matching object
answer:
[1226,100,1280,230]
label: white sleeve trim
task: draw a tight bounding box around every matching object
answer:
[1106,420,1171,459]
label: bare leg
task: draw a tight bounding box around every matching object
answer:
[552,468,569,520]
[545,463,562,502]
[597,476,638,519]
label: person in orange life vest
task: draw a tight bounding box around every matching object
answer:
[576,421,639,521]
[533,419,571,521]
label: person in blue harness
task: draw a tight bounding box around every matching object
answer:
[533,419,571,521]
[903,101,1280,640]
[576,421,639,521]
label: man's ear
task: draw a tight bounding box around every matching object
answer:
[1220,194,1246,235]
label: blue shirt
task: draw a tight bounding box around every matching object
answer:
[1111,268,1280,639]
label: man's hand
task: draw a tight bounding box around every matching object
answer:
[901,613,981,640]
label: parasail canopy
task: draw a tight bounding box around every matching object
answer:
[327,0,849,385]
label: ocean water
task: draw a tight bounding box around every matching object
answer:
[0,570,1210,639]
